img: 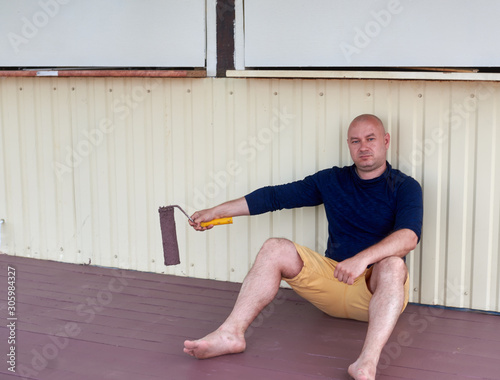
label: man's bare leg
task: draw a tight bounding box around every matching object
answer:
[183,238,303,359]
[348,257,408,380]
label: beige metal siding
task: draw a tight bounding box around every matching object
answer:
[0,77,499,312]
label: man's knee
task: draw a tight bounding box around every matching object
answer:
[261,237,293,251]
[257,238,303,278]
[258,238,296,262]
[372,256,407,284]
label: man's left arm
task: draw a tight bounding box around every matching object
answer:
[334,228,418,285]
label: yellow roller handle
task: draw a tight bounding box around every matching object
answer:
[200,217,233,227]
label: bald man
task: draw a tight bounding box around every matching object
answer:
[183,114,423,380]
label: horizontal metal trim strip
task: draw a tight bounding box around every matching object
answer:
[227,70,500,82]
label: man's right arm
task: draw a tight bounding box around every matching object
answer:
[190,170,325,231]
[189,197,250,231]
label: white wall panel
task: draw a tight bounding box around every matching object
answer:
[0,77,499,312]
[244,0,500,67]
[0,0,206,67]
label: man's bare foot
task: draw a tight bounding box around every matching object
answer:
[183,328,246,359]
[348,358,376,380]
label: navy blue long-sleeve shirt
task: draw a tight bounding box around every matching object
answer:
[245,163,423,262]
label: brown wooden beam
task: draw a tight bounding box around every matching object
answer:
[0,70,207,78]
[216,0,235,77]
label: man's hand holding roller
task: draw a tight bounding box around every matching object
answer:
[190,197,250,231]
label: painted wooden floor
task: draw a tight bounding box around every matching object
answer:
[0,254,499,380]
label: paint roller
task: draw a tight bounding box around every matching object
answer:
[158,205,232,266]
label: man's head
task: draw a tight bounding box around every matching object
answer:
[347,114,390,179]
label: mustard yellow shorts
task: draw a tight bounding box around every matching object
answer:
[283,243,410,322]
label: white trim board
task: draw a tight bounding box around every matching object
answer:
[227,70,500,82]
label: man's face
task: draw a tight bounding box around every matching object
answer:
[347,118,390,177]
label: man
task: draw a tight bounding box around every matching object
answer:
[183,114,423,380]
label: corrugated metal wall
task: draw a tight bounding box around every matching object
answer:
[0,77,499,312]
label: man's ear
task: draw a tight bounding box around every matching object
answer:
[384,132,391,149]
